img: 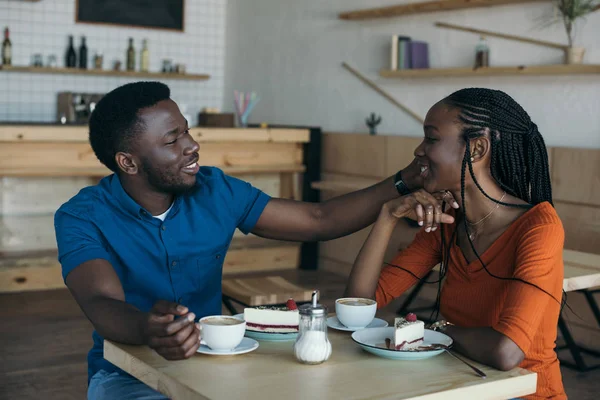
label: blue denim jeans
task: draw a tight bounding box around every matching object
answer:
[88,369,168,400]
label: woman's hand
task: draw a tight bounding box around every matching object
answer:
[382,189,459,232]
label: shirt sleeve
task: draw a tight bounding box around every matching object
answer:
[491,221,564,354]
[54,208,112,282]
[376,228,443,309]
[216,169,271,234]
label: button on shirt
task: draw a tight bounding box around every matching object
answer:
[54,167,270,381]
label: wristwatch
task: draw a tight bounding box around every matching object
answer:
[394,170,411,196]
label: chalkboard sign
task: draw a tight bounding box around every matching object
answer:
[76,0,185,31]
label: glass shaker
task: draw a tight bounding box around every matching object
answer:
[293,290,332,364]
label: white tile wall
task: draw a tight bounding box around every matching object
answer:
[0,0,227,124]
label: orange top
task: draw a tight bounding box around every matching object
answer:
[376,202,566,399]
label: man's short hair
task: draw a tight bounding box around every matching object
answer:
[89,81,171,172]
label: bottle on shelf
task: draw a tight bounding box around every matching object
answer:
[126,38,135,71]
[140,38,149,72]
[474,36,490,68]
[2,27,12,66]
[78,36,88,69]
[66,35,77,68]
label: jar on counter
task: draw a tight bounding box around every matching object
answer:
[293,290,332,365]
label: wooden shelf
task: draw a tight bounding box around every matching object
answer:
[380,64,600,78]
[0,65,210,81]
[339,0,548,20]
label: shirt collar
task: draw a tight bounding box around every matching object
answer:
[110,174,182,220]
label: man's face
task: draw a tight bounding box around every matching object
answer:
[133,99,200,194]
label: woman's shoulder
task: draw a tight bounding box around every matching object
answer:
[517,201,563,229]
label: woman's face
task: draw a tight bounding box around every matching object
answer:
[414,102,467,193]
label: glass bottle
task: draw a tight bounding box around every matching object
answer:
[126,38,135,71]
[293,290,332,365]
[78,36,88,69]
[475,36,489,68]
[140,39,149,72]
[2,27,11,66]
[66,35,76,68]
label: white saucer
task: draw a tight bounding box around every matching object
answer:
[196,337,259,356]
[327,316,389,332]
[351,328,453,360]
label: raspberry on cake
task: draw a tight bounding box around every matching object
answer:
[243,298,299,333]
[393,313,424,350]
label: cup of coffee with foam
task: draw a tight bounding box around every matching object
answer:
[335,298,377,329]
[199,315,246,351]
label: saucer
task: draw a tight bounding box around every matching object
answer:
[327,316,388,332]
[351,327,453,360]
[196,337,259,356]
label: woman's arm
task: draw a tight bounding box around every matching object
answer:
[344,190,455,301]
[443,326,524,371]
[344,210,399,299]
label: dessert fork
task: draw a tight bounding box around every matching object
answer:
[430,344,487,379]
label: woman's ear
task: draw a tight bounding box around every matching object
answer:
[469,129,491,163]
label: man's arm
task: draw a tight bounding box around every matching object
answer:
[66,259,200,360]
[252,161,456,242]
[252,175,399,242]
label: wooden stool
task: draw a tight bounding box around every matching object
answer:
[221,275,313,315]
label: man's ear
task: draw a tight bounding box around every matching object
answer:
[115,152,138,175]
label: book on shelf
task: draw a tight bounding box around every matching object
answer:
[390,35,416,70]
[409,41,429,69]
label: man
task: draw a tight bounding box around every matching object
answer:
[55,81,455,399]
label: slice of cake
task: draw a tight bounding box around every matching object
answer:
[243,299,299,333]
[393,313,424,350]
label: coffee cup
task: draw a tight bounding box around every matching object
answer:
[199,315,246,351]
[335,298,377,329]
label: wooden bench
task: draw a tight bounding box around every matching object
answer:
[221,275,314,314]
[395,249,600,372]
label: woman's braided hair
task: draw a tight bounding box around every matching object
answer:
[385,88,564,320]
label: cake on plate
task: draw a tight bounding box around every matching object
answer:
[243,298,299,333]
[393,313,424,350]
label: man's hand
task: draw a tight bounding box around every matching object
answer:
[382,189,459,232]
[142,300,200,360]
[399,157,423,191]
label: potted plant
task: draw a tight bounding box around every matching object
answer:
[543,1,600,64]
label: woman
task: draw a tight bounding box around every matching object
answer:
[345,88,565,399]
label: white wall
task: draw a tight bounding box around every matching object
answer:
[225,0,600,149]
[0,0,226,125]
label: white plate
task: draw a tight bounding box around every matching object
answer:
[233,313,298,342]
[196,337,259,356]
[327,316,388,332]
[351,327,453,360]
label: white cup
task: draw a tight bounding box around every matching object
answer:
[335,298,377,329]
[199,315,246,351]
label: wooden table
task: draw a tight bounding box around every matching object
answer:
[104,326,537,400]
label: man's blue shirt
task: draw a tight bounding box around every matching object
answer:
[54,167,270,381]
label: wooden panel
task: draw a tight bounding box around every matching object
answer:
[380,64,600,78]
[311,172,380,193]
[385,136,423,176]
[0,255,64,292]
[0,142,303,176]
[322,132,387,177]
[555,202,600,255]
[201,143,303,168]
[223,243,300,275]
[319,257,353,277]
[338,0,547,20]
[221,276,313,306]
[552,147,600,206]
[0,126,309,144]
